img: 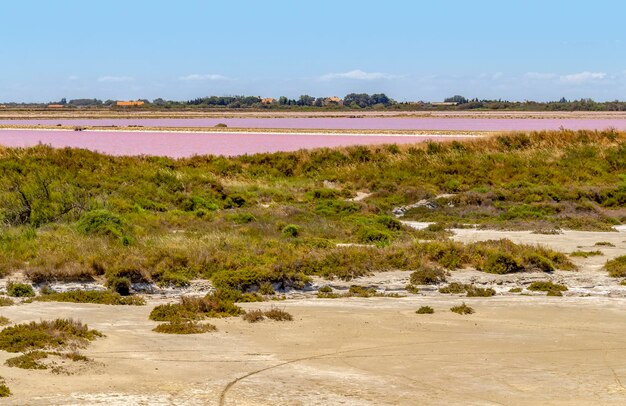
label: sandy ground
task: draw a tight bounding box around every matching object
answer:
[1,228,625,405]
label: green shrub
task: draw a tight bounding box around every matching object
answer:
[0,319,102,353]
[264,307,293,321]
[107,277,131,296]
[0,377,10,397]
[450,303,474,315]
[439,282,467,294]
[281,224,300,237]
[605,256,626,278]
[595,242,616,247]
[376,215,402,231]
[35,289,144,305]
[227,213,256,224]
[6,281,35,298]
[509,287,522,293]
[546,290,563,296]
[258,282,275,295]
[152,321,216,334]
[5,351,49,370]
[76,210,125,238]
[348,285,377,297]
[527,281,568,292]
[483,253,523,274]
[465,285,496,297]
[318,285,333,293]
[409,265,447,285]
[357,227,391,245]
[149,291,243,322]
[570,250,603,258]
[405,284,419,294]
[525,254,555,273]
[0,316,10,326]
[416,306,434,314]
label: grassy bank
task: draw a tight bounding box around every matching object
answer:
[0,129,623,291]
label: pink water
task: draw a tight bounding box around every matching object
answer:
[2,117,626,131]
[0,129,464,158]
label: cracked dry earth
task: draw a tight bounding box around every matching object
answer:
[1,228,626,405]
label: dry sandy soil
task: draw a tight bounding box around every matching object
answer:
[1,229,625,405]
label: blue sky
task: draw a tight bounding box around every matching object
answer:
[1,0,625,102]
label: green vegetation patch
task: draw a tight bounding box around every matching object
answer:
[605,255,626,278]
[0,319,102,353]
[570,250,603,258]
[450,303,474,315]
[416,306,434,314]
[149,291,243,322]
[152,321,216,334]
[0,377,10,397]
[35,289,145,305]
[6,281,35,298]
[527,281,568,292]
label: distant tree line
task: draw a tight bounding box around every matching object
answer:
[3,93,626,111]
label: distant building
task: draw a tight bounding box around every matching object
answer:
[0,105,6,108]
[47,104,65,108]
[431,102,459,106]
[323,96,343,106]
[261,98,275,104]
[116,101,145,107]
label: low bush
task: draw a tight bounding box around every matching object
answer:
[527,281,568,292]
[242,309,265,323]
[152,321,216,334]
[605,256,626,278]
[409,265,447,285]
[0,317,9,326]
[416,306,434,314]
[0,319,102,353]
[106,277,132,296]
[6,281,35,298]
[149,291,243,322]
[6,351,91,371]
[281,224,300,237]
[227,212,256,224]
[258,282,275,295]
[0,297,13,306]
[595,241,616,247]
[450,303,474,315]
[318,285,333,293]
[482,253,523,274]
[439,282,467,294]
[546,290,563,297]
[570,250,603,258]
[0,377,9,397]
[465,285,496,297]
[405,284,419,294]
[264,307,293,321]
[35,289,145,305]
[509,287,522,293]
[348,285,377,297]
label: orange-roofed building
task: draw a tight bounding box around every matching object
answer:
[47,104,65,108]
[261,98,275,104]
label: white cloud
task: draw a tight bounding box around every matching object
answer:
[97,76,133,83]
[68,75,79,81]
[179,74,230,81]
[525,72,557,80]
[320,69,399,81]
[559,71,606,84]
[492,72,503,80]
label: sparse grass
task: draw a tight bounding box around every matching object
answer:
[595,241,616,247]
[348,285,377,297]
[605,256,626,278]
[450,303,474,315]
[0,316,10,326]
[5,350,91,371]
[527,281,568,292]
[0,377,10,397]
[546,290,563,297]
[242,309,265,323]
[0,319,102,353]
[6,281,35,297]
[35,289,145,305]
[570,250,603,258]
[152,321,216,334]
[508,287,522,293]
[318,285,333,293]
[416,306,434,314]
[0,297,13,306]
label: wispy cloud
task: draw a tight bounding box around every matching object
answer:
[97,76,134,83]
[524,72,557,80]
[179,74,230,81]
[320,69,400,81]
[559,71,606,84]
[68,75,79,81]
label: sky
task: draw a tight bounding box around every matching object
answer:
[1,0,625,103]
